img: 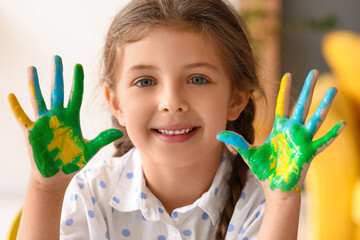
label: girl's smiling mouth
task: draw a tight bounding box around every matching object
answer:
[152,126,200,142]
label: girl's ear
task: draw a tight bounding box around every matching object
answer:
[104,83,126,126]
[228,90,250,121]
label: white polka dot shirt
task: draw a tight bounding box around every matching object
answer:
[60,148,265,240]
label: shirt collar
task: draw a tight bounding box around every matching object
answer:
[110,148,232,225]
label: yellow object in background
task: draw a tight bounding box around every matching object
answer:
[305,30,360,240]
[7,209,21,240]
[323,31,360,106]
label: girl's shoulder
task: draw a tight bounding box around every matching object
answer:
[225,171,265,239]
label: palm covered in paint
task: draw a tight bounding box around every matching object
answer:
[9,56,123,177]
[218,70,345,193]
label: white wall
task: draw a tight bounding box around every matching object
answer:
[0,0,131,195]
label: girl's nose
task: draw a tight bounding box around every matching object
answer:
[158,87,189,113]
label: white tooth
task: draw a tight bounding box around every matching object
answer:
[158,128,195,135]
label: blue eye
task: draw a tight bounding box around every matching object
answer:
[189,76,208,85]
[135,78,156,87]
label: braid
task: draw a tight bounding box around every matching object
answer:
[215,97,256,240]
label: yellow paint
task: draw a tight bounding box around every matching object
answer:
[8,93,34,129]
[47,116,85,167]
[273,133,292,182]
[275,74,289,117]
[292,186,301,195]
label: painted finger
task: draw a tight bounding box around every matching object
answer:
[28,66,47,117]
[51,55,64,108]
[291,70,319,123]
[67,64,84,112]
[305,87,337,137]
[312,120,346,154]
[216,131,250,155]
[8,93,34,129]
[87,129,123,157]
[275,73,292,118]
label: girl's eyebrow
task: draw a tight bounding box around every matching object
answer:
[128,64,158,72]
[185,62,219,72]
[127,62,219,72]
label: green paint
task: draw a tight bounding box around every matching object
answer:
[218,114,344,193]
[18,56,123,177]
[245,115,316,192]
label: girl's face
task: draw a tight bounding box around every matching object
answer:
[107,26,249,167]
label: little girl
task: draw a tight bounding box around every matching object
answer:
[9,0,345,239]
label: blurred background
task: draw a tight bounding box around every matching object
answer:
[1,0,360,239]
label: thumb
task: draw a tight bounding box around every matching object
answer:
[87,129,123,157]
[217,131,250,155]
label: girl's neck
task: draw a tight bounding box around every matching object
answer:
[140,147,223,214]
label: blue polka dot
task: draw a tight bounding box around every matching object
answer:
[126,172,134,179]
[88,210,95,218]
[158,235,166,240]
[183,229,192,236]
[214,187,219,195]
[158,207,164,214]
[141,192,147,199]
[65,218,74,226]
[171,211,178,218]
[78,183,84,189]
[99,180,107,188]
[241,192,246,199]
[241,237,249,240]
[255,211,261,218]
[122,229,131,237]
[220,156,226,162]
[105,231,109,239]
[141,215,147,221]
[92,196,96,204]
[112,196,120,204]
[70,194,77,201]
[261,199,266,204]
[112,207,115,213]
[202,212,209,220]
[227,224,234,232]
[239,226,245,234]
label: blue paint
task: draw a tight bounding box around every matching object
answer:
[51,55,64,107]
[32,67,47,116]
[217,131,248,153]
[292,70,314,122]
[306,87,337,135]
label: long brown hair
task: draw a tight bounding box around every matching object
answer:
[100,0,263,239]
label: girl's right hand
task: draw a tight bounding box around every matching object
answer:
[8,56,123,181]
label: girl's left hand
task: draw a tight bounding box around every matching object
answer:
[217,70,345,196]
